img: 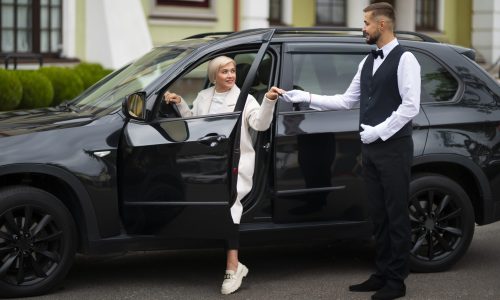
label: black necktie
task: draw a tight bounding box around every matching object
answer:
[371,49,384,59]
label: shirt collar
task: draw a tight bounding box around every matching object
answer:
[377,38,399,59]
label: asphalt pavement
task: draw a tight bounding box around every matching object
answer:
[25,221,500,300]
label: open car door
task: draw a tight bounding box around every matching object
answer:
[119,29,275,240]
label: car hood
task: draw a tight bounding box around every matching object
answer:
[0,107,96,137]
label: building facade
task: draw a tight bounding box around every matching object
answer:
[0,0,498,69]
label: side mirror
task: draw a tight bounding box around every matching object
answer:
[123,92,146,120]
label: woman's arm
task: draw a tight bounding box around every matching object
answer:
[244,93,278,131]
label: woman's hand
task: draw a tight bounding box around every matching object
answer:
[163,91,181,104]
[265,86,286,101]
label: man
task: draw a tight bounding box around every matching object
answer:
[282,2,420,300]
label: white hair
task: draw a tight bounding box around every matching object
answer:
[207,56,236,83]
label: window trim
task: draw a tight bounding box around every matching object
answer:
[315,0,347,27]
[269,0,283,26]
[149,0,216,23]
[415,0,438,32]
[156,0,209,8]
[0,0,63,58]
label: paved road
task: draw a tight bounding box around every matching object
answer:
[33,221,500,300]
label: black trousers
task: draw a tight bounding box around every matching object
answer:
[225,224,240,250]
[361,136,413,288]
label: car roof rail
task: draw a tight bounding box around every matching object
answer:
[184,32,233,39]
[275,27,362,34]
[394,30,439,43]
[183,27,440,43]
[273,27,439,43]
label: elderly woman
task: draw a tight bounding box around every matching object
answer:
[164,56,284,295]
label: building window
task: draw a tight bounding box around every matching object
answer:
[316,0,346,26]
[269,0,282,25]
[156,0,209,8]
[416,0,438,31]
[150,0,215,23]
[0,0,62,57]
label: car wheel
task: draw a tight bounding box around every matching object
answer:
[0,186,77,297]
[408,174,475,272]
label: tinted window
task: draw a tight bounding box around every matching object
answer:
[292,53,364,95]
[412,51,458,103]
[160,52,272,117]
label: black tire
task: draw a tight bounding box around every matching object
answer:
[0,186,77,297]
[409,174,475,272]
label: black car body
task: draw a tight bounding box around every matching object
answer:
[1,28,499,297]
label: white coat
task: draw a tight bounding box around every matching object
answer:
[175,85,276,224]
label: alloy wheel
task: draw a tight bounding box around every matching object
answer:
[0,204,63,286]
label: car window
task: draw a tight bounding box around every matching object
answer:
[291,51,459,106]
[72,41,200,114]
[160,52,272,118]
[292,53,365,96]
[412,51,459,103]
[166,61,209,108]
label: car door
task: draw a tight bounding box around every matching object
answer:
[273,42,429,224]
[118,31,275,238]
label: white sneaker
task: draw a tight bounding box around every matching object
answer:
[220,262,249,295]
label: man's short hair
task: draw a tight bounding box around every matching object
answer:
[207,56,236,83]
[363,2,395,24]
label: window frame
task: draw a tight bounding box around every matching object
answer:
[408,47,463,105]
[315,0,347,27]
[0,0,63,58]
[149,0,215,23]
[156,0,209,8]
[415,0,438,32]
[155,48,277,120]
[279,42,371,113]
[269,0,283,26]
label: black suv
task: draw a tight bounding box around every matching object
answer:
[1,28,499,297]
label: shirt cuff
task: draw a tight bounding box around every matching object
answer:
[374,124,389,141]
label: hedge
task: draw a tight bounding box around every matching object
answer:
[16,71,54,109]
[0,69,23,111]
[0,63,111,111]
[74,62,108,89]
[38,67,84,105]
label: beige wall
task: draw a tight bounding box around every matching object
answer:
[75,0,86,60]
[292,0,315,27]
[142,0,235,46]
[443,0,472,47]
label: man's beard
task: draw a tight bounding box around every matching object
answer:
[363,31,380,45]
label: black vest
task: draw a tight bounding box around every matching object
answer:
[360,45,412,142]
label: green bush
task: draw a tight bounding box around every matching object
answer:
[74,62,107,89]
[101,68,114,78]
[0,69,23,111]
[16,71,54,109]
[38,67,84,105]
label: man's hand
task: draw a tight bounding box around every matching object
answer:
[281,90,310,104]
[163,91,181,104]
[265,86,286,101]
[360,124,380,144]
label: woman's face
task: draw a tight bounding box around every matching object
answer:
[214,62,236,92]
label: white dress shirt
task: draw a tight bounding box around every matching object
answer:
[310,38,421,141]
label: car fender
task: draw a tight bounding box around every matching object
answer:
[0,163,101,250]
[412,154,495,224]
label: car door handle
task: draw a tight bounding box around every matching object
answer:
[197,134,226,147]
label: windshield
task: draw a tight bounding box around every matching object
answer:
[71,39,205,114]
